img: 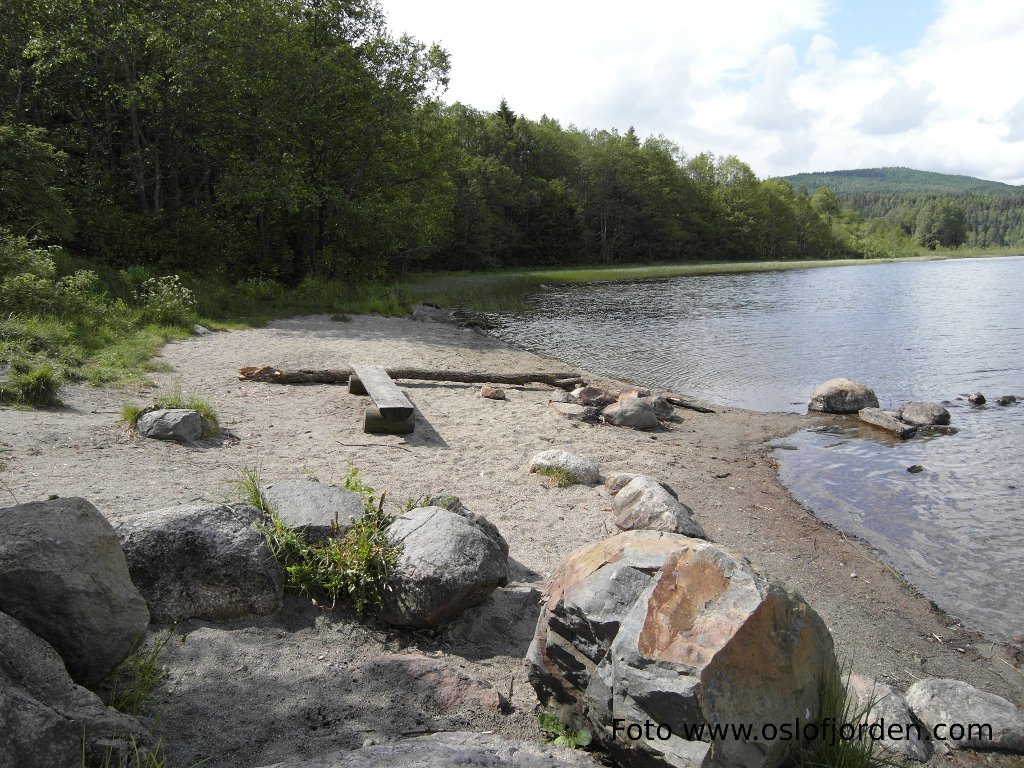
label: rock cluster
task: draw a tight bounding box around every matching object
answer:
[547,385,681,431]
[808,379,959,440]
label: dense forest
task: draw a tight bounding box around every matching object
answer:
[785,168,1024,249]
[2,0,884,285]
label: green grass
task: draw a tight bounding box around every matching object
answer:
[538,712,592,750]
[85,735,169,768]
[247,465,401,613]
[152,384,219,438]
[119,401,145,427]
[532,466,579,488]
[103,632,172,717]
[0,358,62,406]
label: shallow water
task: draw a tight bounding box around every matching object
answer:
[485,256,1024,639]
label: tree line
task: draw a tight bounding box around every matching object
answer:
[1,0,993,286]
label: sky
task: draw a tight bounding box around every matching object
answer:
[383,0,1024,185]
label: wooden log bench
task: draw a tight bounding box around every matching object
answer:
[348,365,415,434]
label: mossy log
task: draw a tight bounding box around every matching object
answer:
[239,366,584,390]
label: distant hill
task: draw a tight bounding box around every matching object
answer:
[782,167,1022,196]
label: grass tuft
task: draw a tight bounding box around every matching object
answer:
[103,633,172,717]
[119,401,145,427]
[533,466,578,488]
[0,359,63,406]
[236,463,267,511]
[247,464,400,614]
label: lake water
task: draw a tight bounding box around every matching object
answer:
[484,256,1024,640]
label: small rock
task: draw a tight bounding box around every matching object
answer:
[968,392,986,405]
[549,389,576,404]
[859,407,917,439]
[548,402,599,422]
[573,385,617,407]
[191,324,212,336]
[409,304,455,323]
[639,395,674,420]
[997,394,1017,406]
[481,385,506,400]
[900,401,951,426]
[528,449,600,485]
[848,674,931,762]
[601,398,660,430]
[604,472,637,495]
[808,378,879,413]
[907,465,925,473]
[905,678,1024,752]
[612,475,706,538]
[136,408,203,442]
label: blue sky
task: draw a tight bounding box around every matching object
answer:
[383,0,1024,184]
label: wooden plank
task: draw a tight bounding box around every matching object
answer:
[348,373,367,395]
[364,407,415,434]
[351,365,413,420]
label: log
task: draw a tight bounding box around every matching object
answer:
[239,366,585,390]
[663,395,716,414]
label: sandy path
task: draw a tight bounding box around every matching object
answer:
[1,315,1022,767]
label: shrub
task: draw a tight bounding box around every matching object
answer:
[134,275,197,326]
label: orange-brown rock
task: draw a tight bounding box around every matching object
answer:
[527,530,836,768]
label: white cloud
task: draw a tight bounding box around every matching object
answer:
[382,0,1024,184]
[857,80,934,135]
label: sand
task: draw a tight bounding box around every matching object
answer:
[1,314,1022,767]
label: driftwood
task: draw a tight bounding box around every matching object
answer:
[239,366,585,391]
[664,395,716,414]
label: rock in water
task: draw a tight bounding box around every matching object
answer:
[116,503,284,623]
[808,378,879,414]
[899,401,951,426]
[0,611,155,768]
[380,507,508,628]
[528,531,836,768]
[136,408,204,442]
[602,398,660,430]
[905,678,1024,752]
[0,497,149,686]
[528,449,600,485]
[997,394,1017,406]
[968,392,986,405]
[858,407,917,439]
[612,476,706,539]
[260,479,366,544]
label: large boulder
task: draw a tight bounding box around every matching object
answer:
[808,378,879,414]
[254,731,603,767]
[612,476,706,539]
[0,611,155,768]
[639,396,674,421]
[847,674,930,762]
[116,503,284,623]
[529,449,600,485]
[899,401,951,426]
[380,506,509,627]
[135,408,203,442]
[602,398,660,430]
[905,678,1024,752]
[528,531,836,768]
[0,498,149,686]
[260,479,366,544]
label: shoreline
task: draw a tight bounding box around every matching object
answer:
[1,313,1021,766]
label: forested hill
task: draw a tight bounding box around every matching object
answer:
[783,167,1022,196]
[783,168,1024,249]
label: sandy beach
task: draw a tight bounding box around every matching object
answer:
[1,314,1022,767]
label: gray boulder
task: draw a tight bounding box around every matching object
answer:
[602,398,660,430]
[529,449,600,485]
[848,674,931,762]
[549,402,600,422]
[0,497,149,686]
[899,401,951,426]
[260,480,366,544]
[640,395,675,421]
[254,731,602,767]
[0,611,154,768]
[572,385,618,407]
[381,507,509,628]
[905,678,1024,752]
[528,531,836,768]
[549,389,577,404]
[808,378,879,414]
[136,408,203,442]
[859,407,917,439]
[116,503,284,623]
[968,392,986,405]
[612,476,706,539]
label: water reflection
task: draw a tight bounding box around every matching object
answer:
[487,256,1024,639]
